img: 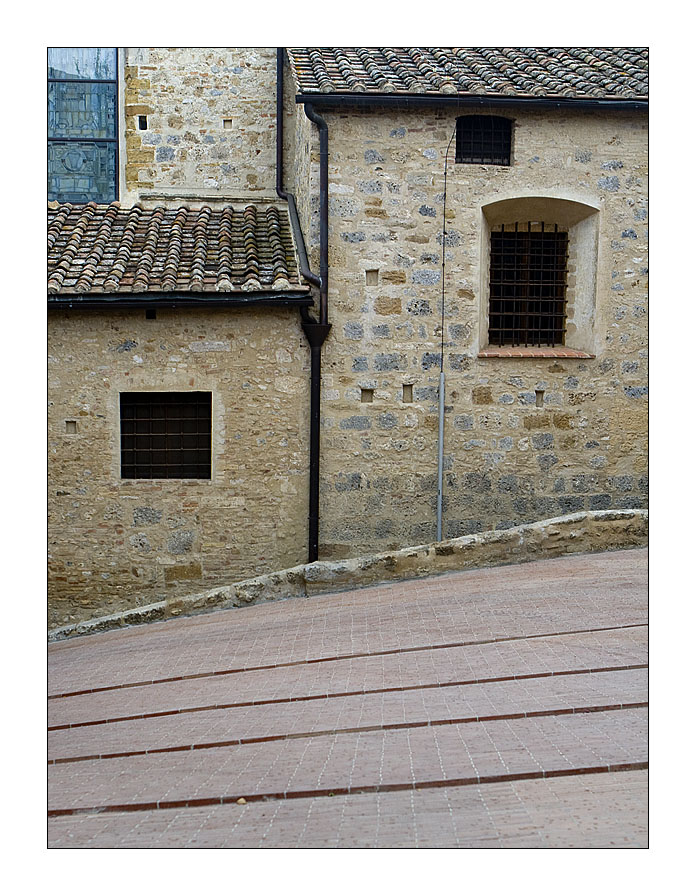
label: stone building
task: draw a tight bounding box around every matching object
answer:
[48,48,648,627]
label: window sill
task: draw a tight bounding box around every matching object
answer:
[478,346,595,359]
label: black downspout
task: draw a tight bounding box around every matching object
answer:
[276,48,330,563]
[302,102,329,328]
[301,311,329,562]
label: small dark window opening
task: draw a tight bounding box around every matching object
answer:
[456,116,512,166]
[120,392,212,479]
[488,223,568,347]
[138,115,148,130]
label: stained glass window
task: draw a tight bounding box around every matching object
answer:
[48,48,118,203]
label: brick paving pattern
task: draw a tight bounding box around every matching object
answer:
[48,548,648,848]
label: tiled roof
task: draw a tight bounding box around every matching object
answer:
[47,201,307,296]
[287,48,648,101]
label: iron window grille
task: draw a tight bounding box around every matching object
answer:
[488,223,568,347]
[120,392,212,480]
[455,116,512,166]
[48,48,119,203]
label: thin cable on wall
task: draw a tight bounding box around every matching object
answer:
[440,123,457,372]
[436,122,458,542]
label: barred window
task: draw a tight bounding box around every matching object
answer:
[488,223,568,347]
[120,393,212,480]
[48,48,118,203]
[456,116,512,166]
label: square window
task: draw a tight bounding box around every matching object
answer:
[120,392,212,479]
[456,116,512,166]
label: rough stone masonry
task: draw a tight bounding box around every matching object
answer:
[47,49,647,627]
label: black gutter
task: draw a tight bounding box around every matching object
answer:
[48,292,312,310]
[295,92,647,112]
[277,47,331,564]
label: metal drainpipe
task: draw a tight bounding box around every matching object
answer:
[301,101,331,561]
[276,48,330,563]
[437,370,445,541]
[302,102,329,327]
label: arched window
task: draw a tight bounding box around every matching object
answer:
[456,116,512,166]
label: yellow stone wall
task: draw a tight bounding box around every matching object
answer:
[48,49,648,624]
[299,103,648,556]
[122,48,279,200]
[48,308,310,627]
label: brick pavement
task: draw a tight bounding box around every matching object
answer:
[47,548,648,848]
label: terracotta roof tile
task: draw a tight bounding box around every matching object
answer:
[288,47,648,101]
[47,202,306,296]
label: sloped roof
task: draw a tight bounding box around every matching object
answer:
[287,48,648,101]
[47,201,308,298]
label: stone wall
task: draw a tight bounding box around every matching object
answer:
[283,61,315,255]
[48,307,310,627]
[48,51,648,624]
[123,48,278,200]
[298,103,648,558]
[48,510,649,641]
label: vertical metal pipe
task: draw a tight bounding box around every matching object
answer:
[301,100,331,561]
[276,48,328,563]
[437,370,445,542]
[276,48,284,196]
[437,125,456,544]
[301,316,331,561]
[303,102,329,326]
[308,342,322,560]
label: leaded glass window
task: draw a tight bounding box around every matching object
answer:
[48,48,118,203]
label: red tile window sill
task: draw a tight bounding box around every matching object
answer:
[478,346,595,359]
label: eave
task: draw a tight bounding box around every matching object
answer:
[47,290,314,310]
[295,92,648,112]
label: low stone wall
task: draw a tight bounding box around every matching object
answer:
[48,509,648,641]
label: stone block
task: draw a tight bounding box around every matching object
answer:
[164,562,202,583]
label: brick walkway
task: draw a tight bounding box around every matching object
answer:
[48,548,648,848]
